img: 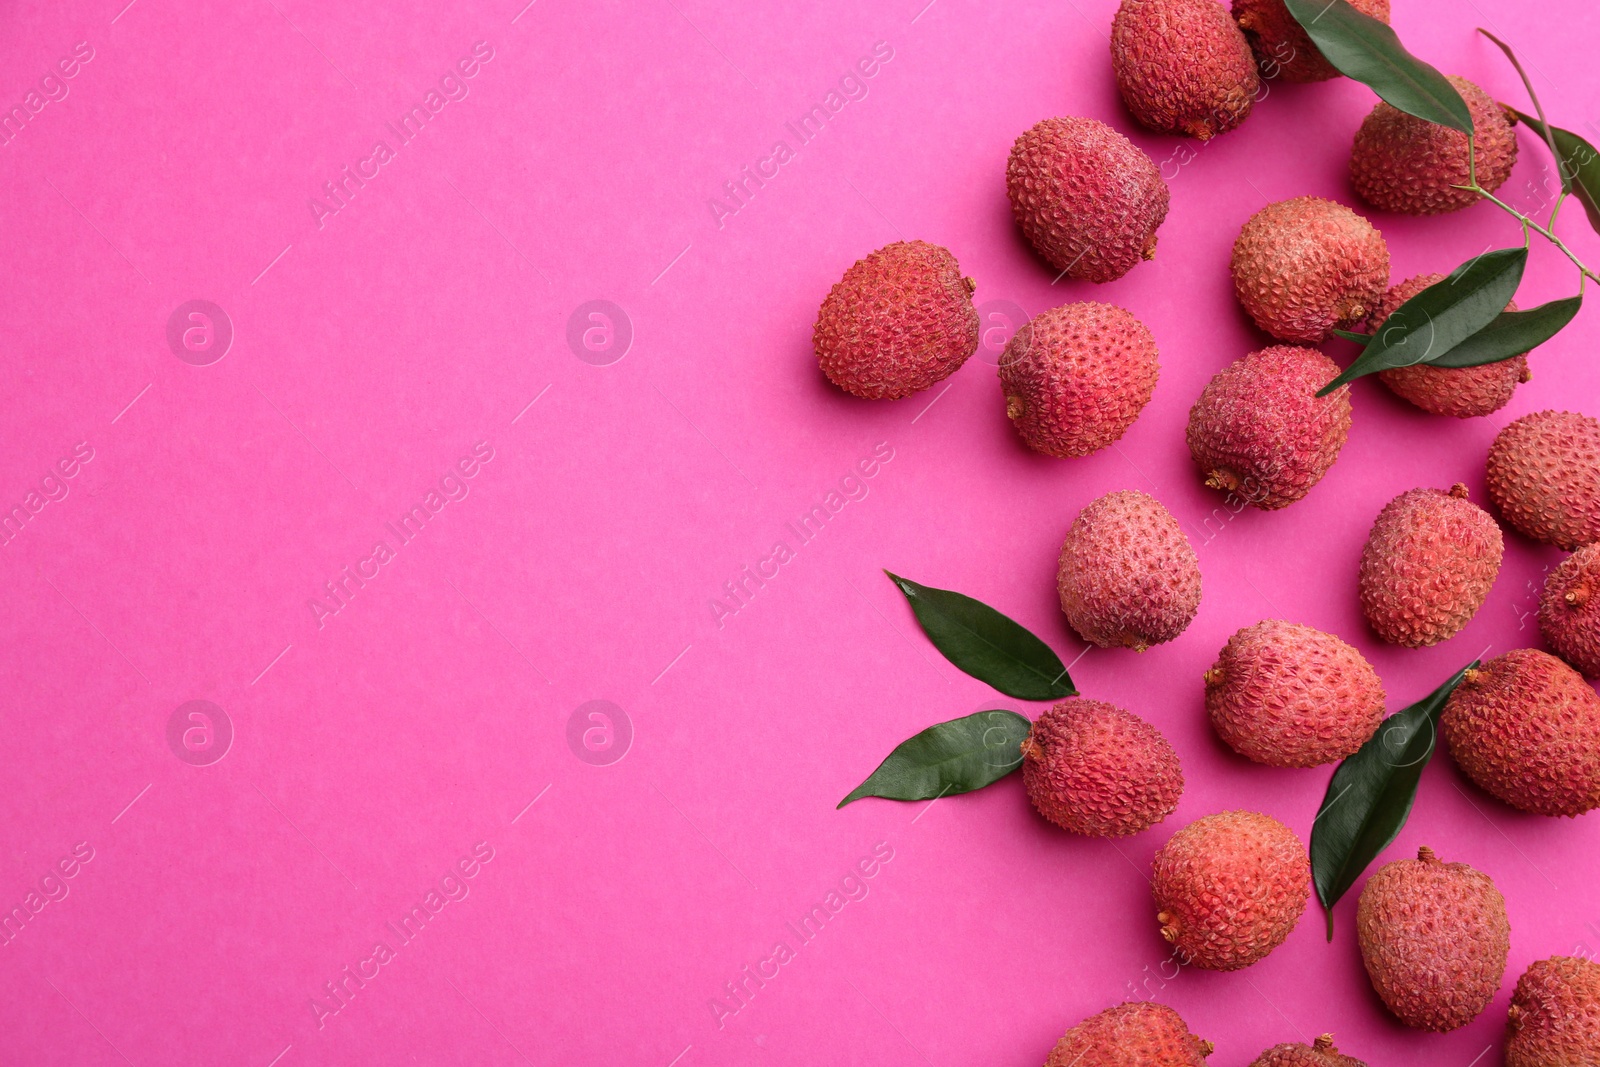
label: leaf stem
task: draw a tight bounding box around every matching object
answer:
[1470,29,1598,293]
[1478,186,1598,281]
[1477,29,1566,192]
[1551,187,1570,229]
[1464,139,1600,285]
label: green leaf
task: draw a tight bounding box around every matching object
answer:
[1428,295,1582,367]
[1284,0,1472,132]
[885,571,1076,700]
[1316,248,1528,395]
[1310,661,1478,938]
[1332,329,1372,345]
[1511,110,1600,236]
[838,709,1032,807]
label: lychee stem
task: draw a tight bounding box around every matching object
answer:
[1203,469,1240,492]
[1203,667,1225,687]
[1468,31,1600,289]
[1313,1035,1336,1053]
[1418,845,1439,863]
[1456,119,1599,288]
[1448,483,1469,499]
[1568,584,1591,608]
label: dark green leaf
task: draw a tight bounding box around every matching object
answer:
[1317,249,1528,395]
[1511,110,1600,236]
[1428,296,1582,367]
[1310,661,1477,938]
[1284,0,1472,132]
[885,571,1076,700]
[838,709,1032,807]
[1332,329,1372,344]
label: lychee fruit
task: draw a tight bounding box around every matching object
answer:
[1351,76,1518,215]
[1358,484,1503,647]
[1506,956,1600,1067]
[1006,116,1171,283]
[1021,699,1184,837]
[1152,810,1310,970]
[1486,410,1600,550]
[998,302,1160,458]
[1541,543,1600,677]
[1046,1002,1213,1067]
[1231,196,1389,343]
[1356,846,1510,1031]
[1233,0,1390,82]
[1248,1034,1368,1067]
[1368,273,1530,418]
[1442,647,1600,817]
[1111,0,1260,140]
[812,240,980,400]
[1057,490,1202,651]
[1205,621,1385,767]
[1186,345,1352,509]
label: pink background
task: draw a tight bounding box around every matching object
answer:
[2,0,1598,1063]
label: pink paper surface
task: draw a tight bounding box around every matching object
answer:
[3,0,1598,1063]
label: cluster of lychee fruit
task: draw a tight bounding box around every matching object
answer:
[812,0,1600,1060]
[1047,943,1600,1067]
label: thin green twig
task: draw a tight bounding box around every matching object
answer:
[1460,139,1600,284]
[1478,29,1566,193]
[1551,188,1570,229]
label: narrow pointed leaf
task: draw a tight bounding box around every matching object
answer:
[838,710,1032,807]
[1284,0,1472,132]
[885,572,1076,700]
[1310,661,1477,938]
[1511,110,1600,235]
[1427,295,1582,367]
[1333,329,1372,344]
[1317,249,1527,395]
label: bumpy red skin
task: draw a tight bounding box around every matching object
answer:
[1111,0,1260,140]
[1351,77,1518,215]
[1046,1002,1212,1067]
[1358,485,1503,647]
[1506,956,1600,1067]
[1231,196,1389,342]
[1022,700,1184,837]
[1152,810,1309,971]
[1487,410,1600,550]
[1186,346,1352,509]
[813,240,979,400]
[1542,543,1600,677]
[1205,621,1385,767]
[1249,1035,1368,1067]
[999,302,1160,458]
[1442,648,1600,817]
[1369,273,1529,418]
[1058,490,1202,650]
[1007,116,1171,283]
[1356,847,1509,1032]
[1233,0,1389,82]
